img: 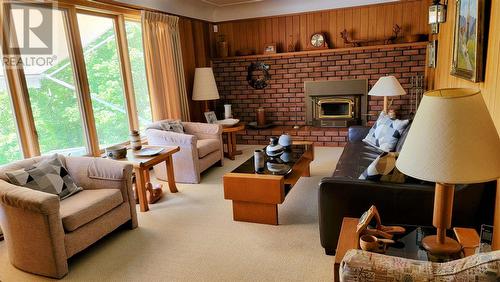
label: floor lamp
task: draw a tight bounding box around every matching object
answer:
[396,88,500,256]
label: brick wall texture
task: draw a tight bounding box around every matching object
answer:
[212,44,427,146]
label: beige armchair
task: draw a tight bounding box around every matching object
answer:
[0,156,138,279]
[146,120,224,184]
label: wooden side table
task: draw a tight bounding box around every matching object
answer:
[120,146,180,212]
[222,123,245,160]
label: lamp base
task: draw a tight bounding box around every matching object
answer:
[422,235,462,256]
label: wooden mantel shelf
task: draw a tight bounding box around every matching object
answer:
[212,42,428,61]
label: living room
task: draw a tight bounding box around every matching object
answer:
[0,0,499,281]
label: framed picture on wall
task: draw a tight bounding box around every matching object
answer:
[451,0,487,82]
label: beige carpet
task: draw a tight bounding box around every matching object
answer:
[0,146,343,282]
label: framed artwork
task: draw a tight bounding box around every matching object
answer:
[204,111,217,124]
[263,43,277,54]
[451,0,487,82]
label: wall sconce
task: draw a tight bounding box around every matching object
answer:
[429,0,447,34]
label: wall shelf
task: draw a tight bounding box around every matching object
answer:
[211,42,428,61]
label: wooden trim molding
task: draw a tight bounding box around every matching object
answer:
[65,6,101,156]
[116,14,140,131]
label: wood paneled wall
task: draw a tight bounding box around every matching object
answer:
[179,17,213,121]
[433,0,500,134]
[214,0,429,56]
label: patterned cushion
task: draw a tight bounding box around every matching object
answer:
[363,112,409,152]
[359,152,405,183]
[147,120,184,133]
[340,249,500,282]
[5,154,82,200]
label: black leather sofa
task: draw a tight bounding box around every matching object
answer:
[318,125,496,255]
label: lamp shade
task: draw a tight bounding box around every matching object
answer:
[396,88,500,184]
[368,76,407,97]
[192,67,220,101]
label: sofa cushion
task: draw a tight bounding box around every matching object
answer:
[359,152,405,183]
[5,154,82,200]
[60,189,123,232]
[333,141,382,179]
[197,139,220,158]
[363,112,409,152]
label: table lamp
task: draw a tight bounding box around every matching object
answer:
[193,67,220,112]
[369,76,407,113]
[396,88,500,256]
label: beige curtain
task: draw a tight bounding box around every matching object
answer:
[141,11,191,121]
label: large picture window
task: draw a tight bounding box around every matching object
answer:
[0,2,153,160]
[11,7,88,155]
[77,13,130,148]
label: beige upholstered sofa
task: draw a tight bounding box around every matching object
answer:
[0,156,138,278]
[146,120,224,184]
[340,249,500,281]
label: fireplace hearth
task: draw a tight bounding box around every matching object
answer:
[305,79,368,127]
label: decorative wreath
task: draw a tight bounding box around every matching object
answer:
[247,62,271,89]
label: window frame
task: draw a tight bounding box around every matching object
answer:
[1,0,150,158]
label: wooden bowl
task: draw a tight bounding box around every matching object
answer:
[105,145,127,159]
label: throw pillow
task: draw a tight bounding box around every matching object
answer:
[363,112,409,152]
[147,120,184,133]
[6,154,82,200]
[359,152,405,183]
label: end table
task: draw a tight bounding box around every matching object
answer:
[222,123,245,160]
[119,146,180,212]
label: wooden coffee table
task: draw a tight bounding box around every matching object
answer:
[119,146,180,212]
[223,141,314,225]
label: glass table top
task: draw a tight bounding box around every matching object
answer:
[231,144,311,176]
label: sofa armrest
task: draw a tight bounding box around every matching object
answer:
[348,126,371,142]
[146,128,197,145]
[340,249,432,281]
[0,180,68,278]
[0,180,60,215]
[340,249,500,281]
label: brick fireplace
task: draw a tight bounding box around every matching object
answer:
[212,42,427,146]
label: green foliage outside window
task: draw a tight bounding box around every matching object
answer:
[0,21,151,164]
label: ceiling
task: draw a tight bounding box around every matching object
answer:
[200,0,264,7]
[116,0,398,22]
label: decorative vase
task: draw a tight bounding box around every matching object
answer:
[278,133,292,149]
[280,151,292,163]
[224,104,232,119]
[218,41,228,58]
[256,107,266,126]
[130,130,142,150]
[254,149,265,173]
[265,137,284,157]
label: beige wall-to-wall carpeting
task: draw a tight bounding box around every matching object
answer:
[0,146,343,281]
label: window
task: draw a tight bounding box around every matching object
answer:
[10,7,87,155]
[1,3,153,159]
[77,13,130,148]
[0,69,23,165]
[125,20,152,132]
